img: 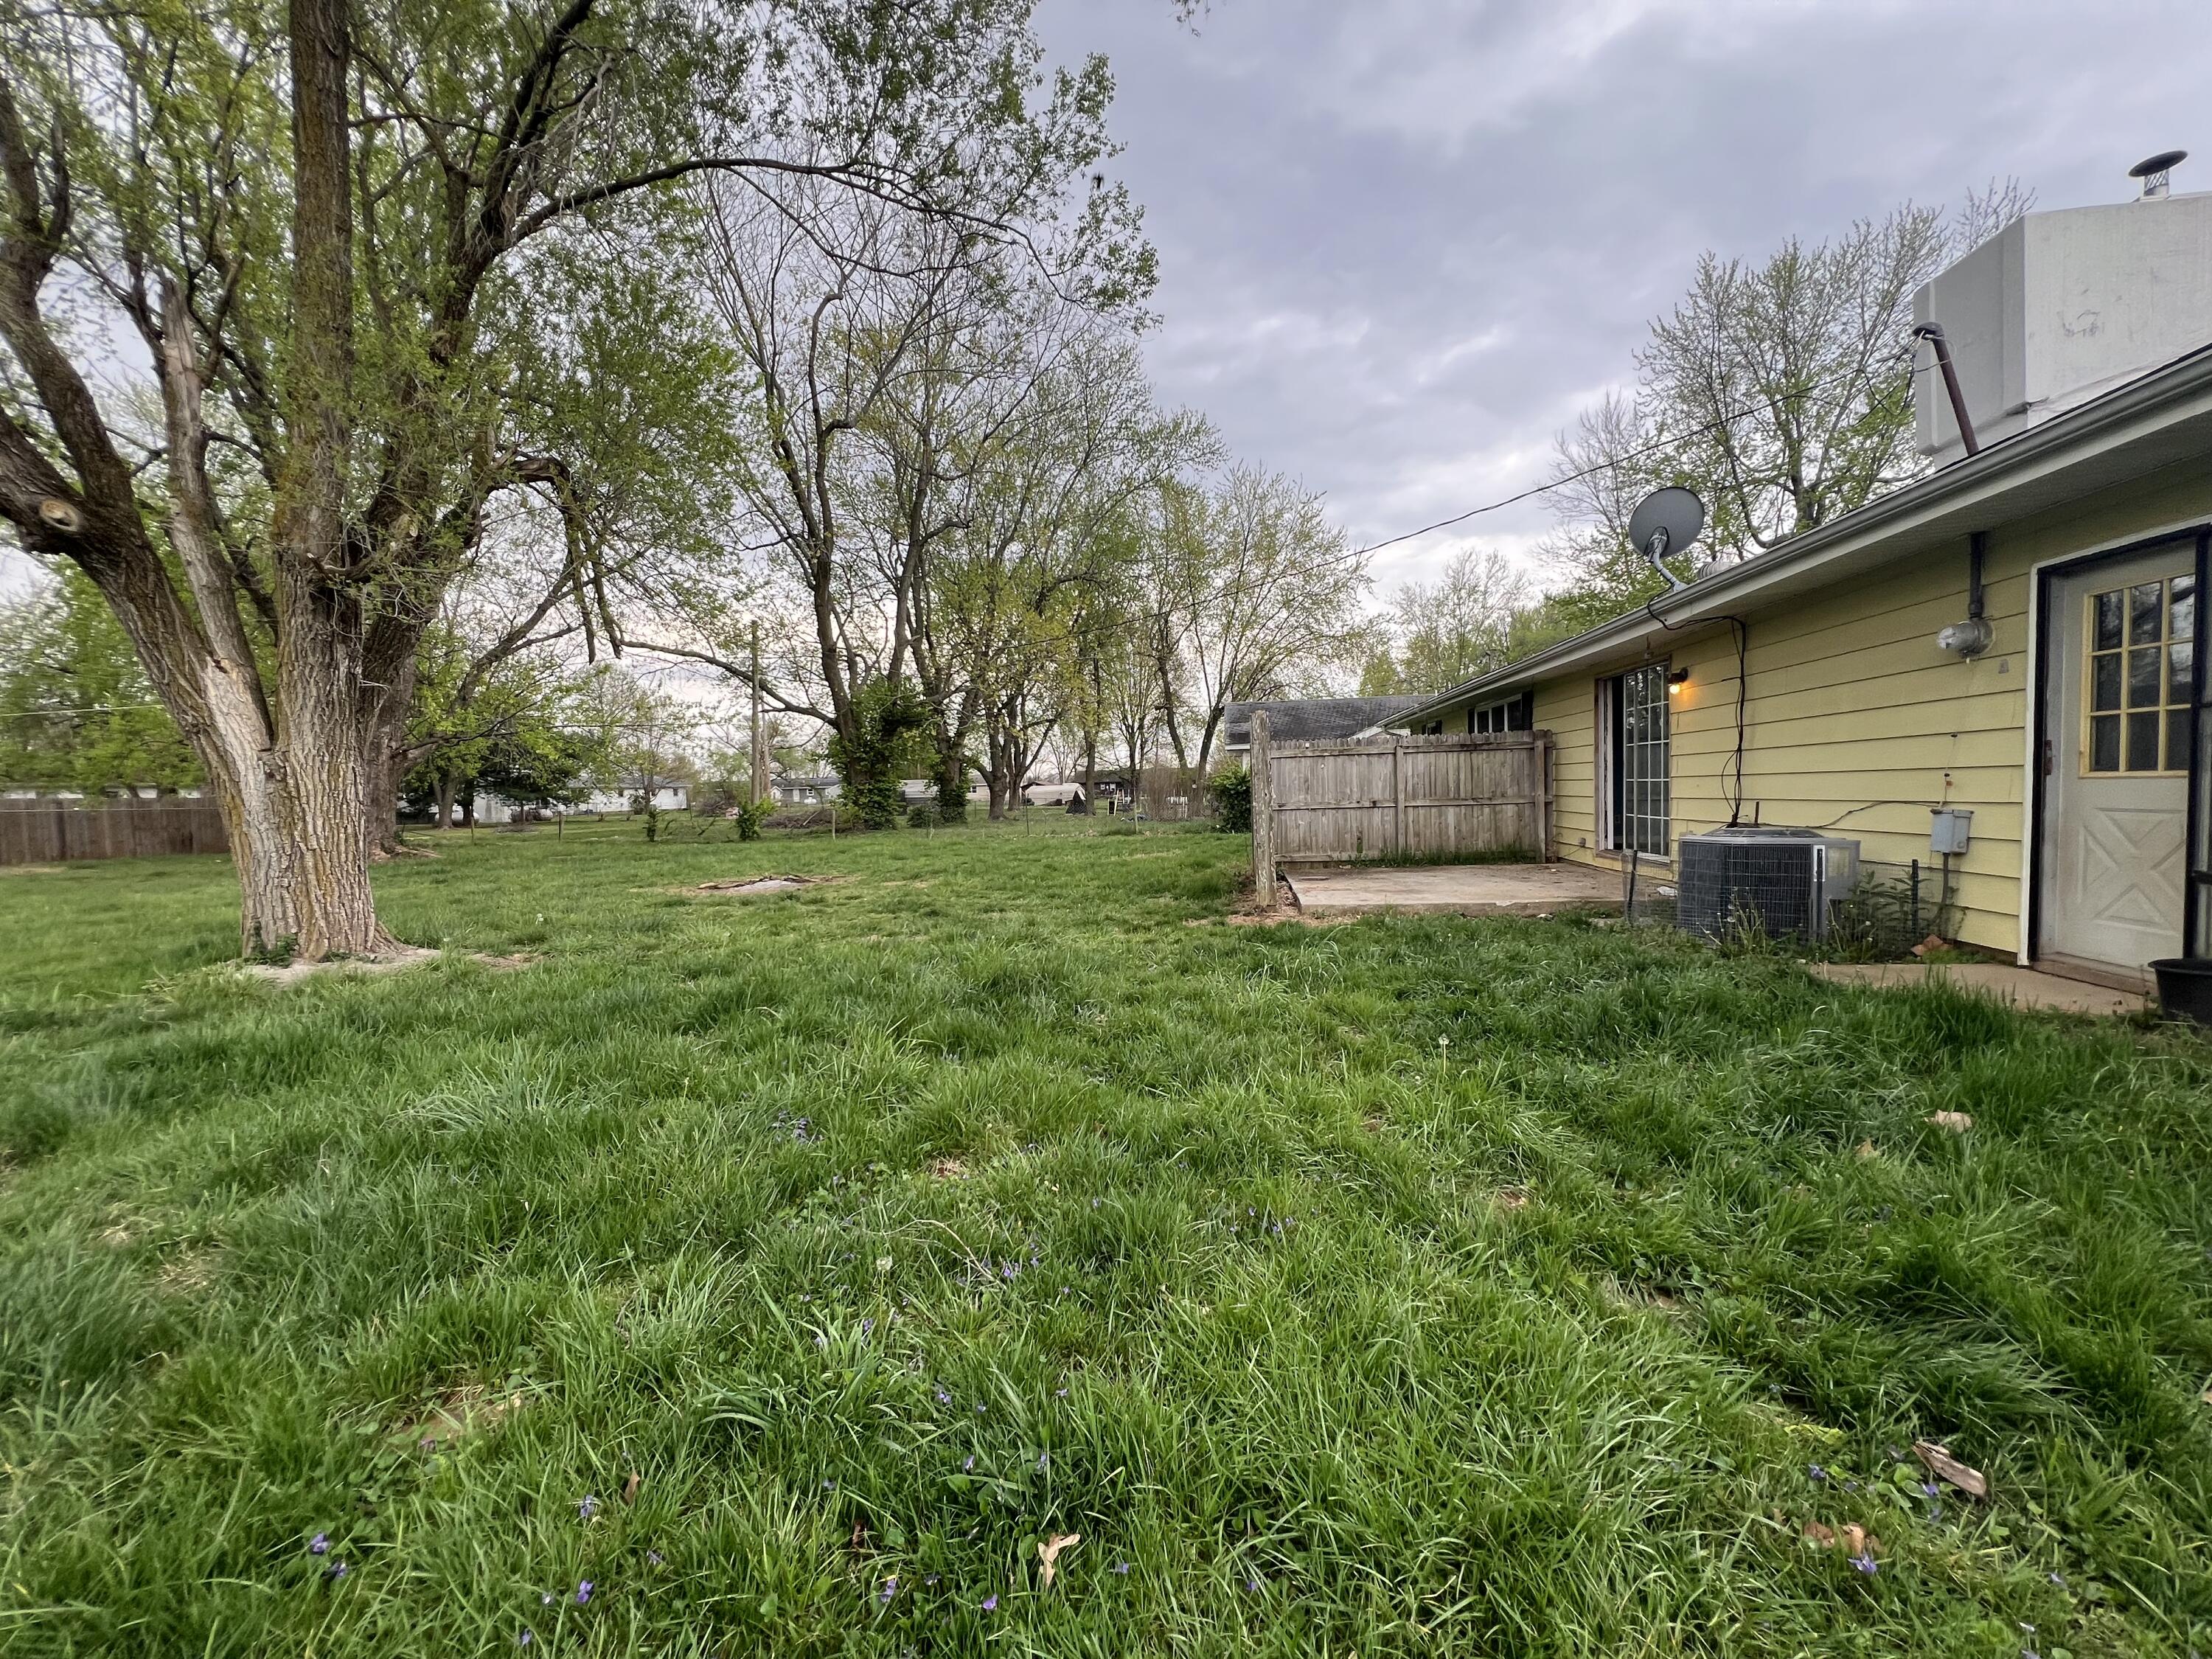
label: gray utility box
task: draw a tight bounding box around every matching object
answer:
[1930,809,1973,855]
[1677,827,1862,943]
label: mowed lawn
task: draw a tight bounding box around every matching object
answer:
[2,822,2211,1657]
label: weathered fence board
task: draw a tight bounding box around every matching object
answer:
[0,801,230,866]
[1251,730,1551,869]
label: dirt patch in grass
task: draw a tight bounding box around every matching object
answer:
[398,1384,528,1450]
[0,863,67,876]
[693,874,833,897]
[927,1156,969,1180]
[159,1248,216,1297]
[238,945,442,985]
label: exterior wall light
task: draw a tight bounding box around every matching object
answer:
[1666,668,1691,694]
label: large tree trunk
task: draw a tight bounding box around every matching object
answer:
[436,772,456,832]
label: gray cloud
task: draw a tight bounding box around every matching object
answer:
[1035,0,2212,590]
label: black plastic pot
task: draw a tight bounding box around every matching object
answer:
[2149,958,2212,1027]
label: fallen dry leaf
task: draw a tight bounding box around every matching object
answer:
[1909,933,1950,958]
[621,1472,641,1506]
[1855,1140,1879,1160]
[1802,1520,1883,1557]
[1495,1188,1530,1212]
[1926,1111,1974,1134]
[1913,1440,1988,1499]
[1037,1532,1081,1590]
[928,1157,968,1180]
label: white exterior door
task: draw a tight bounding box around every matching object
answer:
[2041,543,2195,971]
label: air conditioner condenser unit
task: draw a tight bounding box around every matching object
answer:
[1676,827,1861,943]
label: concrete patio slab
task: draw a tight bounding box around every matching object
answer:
[1283,860,1622,917]
[1809,961,2149,1017]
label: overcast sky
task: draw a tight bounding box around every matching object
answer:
[1032,0,2212,597]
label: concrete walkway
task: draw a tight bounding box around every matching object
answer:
[1284,860,1621,917]
[1809,961,2149,1017]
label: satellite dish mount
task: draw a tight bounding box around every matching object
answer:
[1627,487,1705,594]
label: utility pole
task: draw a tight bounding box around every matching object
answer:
[748,620,765,806]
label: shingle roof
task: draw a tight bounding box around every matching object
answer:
[1222,697,1430,748]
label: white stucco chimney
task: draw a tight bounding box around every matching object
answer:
[1912,164,2212,461]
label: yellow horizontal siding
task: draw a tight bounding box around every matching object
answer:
[1450,455,2212,958]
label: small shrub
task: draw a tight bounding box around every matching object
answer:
[1211,764,1252,833]
[734,798,768,841]
[641,801,664,843]
[906,801,935,829]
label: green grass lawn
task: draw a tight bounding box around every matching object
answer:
[2,820,2210,1656]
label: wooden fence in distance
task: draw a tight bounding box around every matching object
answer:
[1249,714,1550,905]
[0,800,230,866]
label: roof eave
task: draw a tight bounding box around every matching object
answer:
[1388,344,2212,727]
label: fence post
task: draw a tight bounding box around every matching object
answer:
[1392,734,1406,858]
[1250,710,1275,910]
[1533,731,1554,860]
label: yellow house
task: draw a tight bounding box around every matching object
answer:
[1388,344,2212,989]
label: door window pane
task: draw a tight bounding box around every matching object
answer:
[2129,647,2161,706]
[2168,706,2195,773]
[2085,576,2191,773]
[2127,711,2161,771]
[2095,591,2124,650]
[2090,714,2121,771]
[2091,653,2122,711]
[1614,664,1669,857]
[2129,583,2163,643]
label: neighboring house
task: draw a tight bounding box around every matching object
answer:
[574,782,691,815]
[901,771,985,806]
[1022,782,1086,808]
[1222,697,1431,755]
[773,773,841,806]
[1386,181,2212,990]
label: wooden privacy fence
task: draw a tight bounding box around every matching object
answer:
[0,800,230,866]
[1248,714,1551,904]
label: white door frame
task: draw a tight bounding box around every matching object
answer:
[2020,517,2211,965]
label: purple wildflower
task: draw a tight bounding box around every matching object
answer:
[823,1478,835,1491]
[861,1318,874,1336]
[879,1576,898,1604]
[1808,1464,1828,1483]
[1849,1551,1877,1575]
[963,1454,975,1471]
[1113,1560,1130,1576]
[925,1574,940,1587]
[540,1593,555,1607]
[307,1533,330,1556]
[519,1629,534,1648]
[981,1594,998,1613]
[936,1388,953,1405]
[1055,1385,1069,1397]
[647,1551,664,1567]
[1037,1452,1049,1471]
[2048,1572,2066,1587]
[1245,1574,1262,1593]
[1920,1481,1941,1499]
[324,1559,349,1582]
[975,1402,987,1414]
[575,1580,594,1605]
[578,1495,599,1520]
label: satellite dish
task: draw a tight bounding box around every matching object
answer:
[1627,487,1705,591]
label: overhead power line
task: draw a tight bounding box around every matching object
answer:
[1348,345,1935,559]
